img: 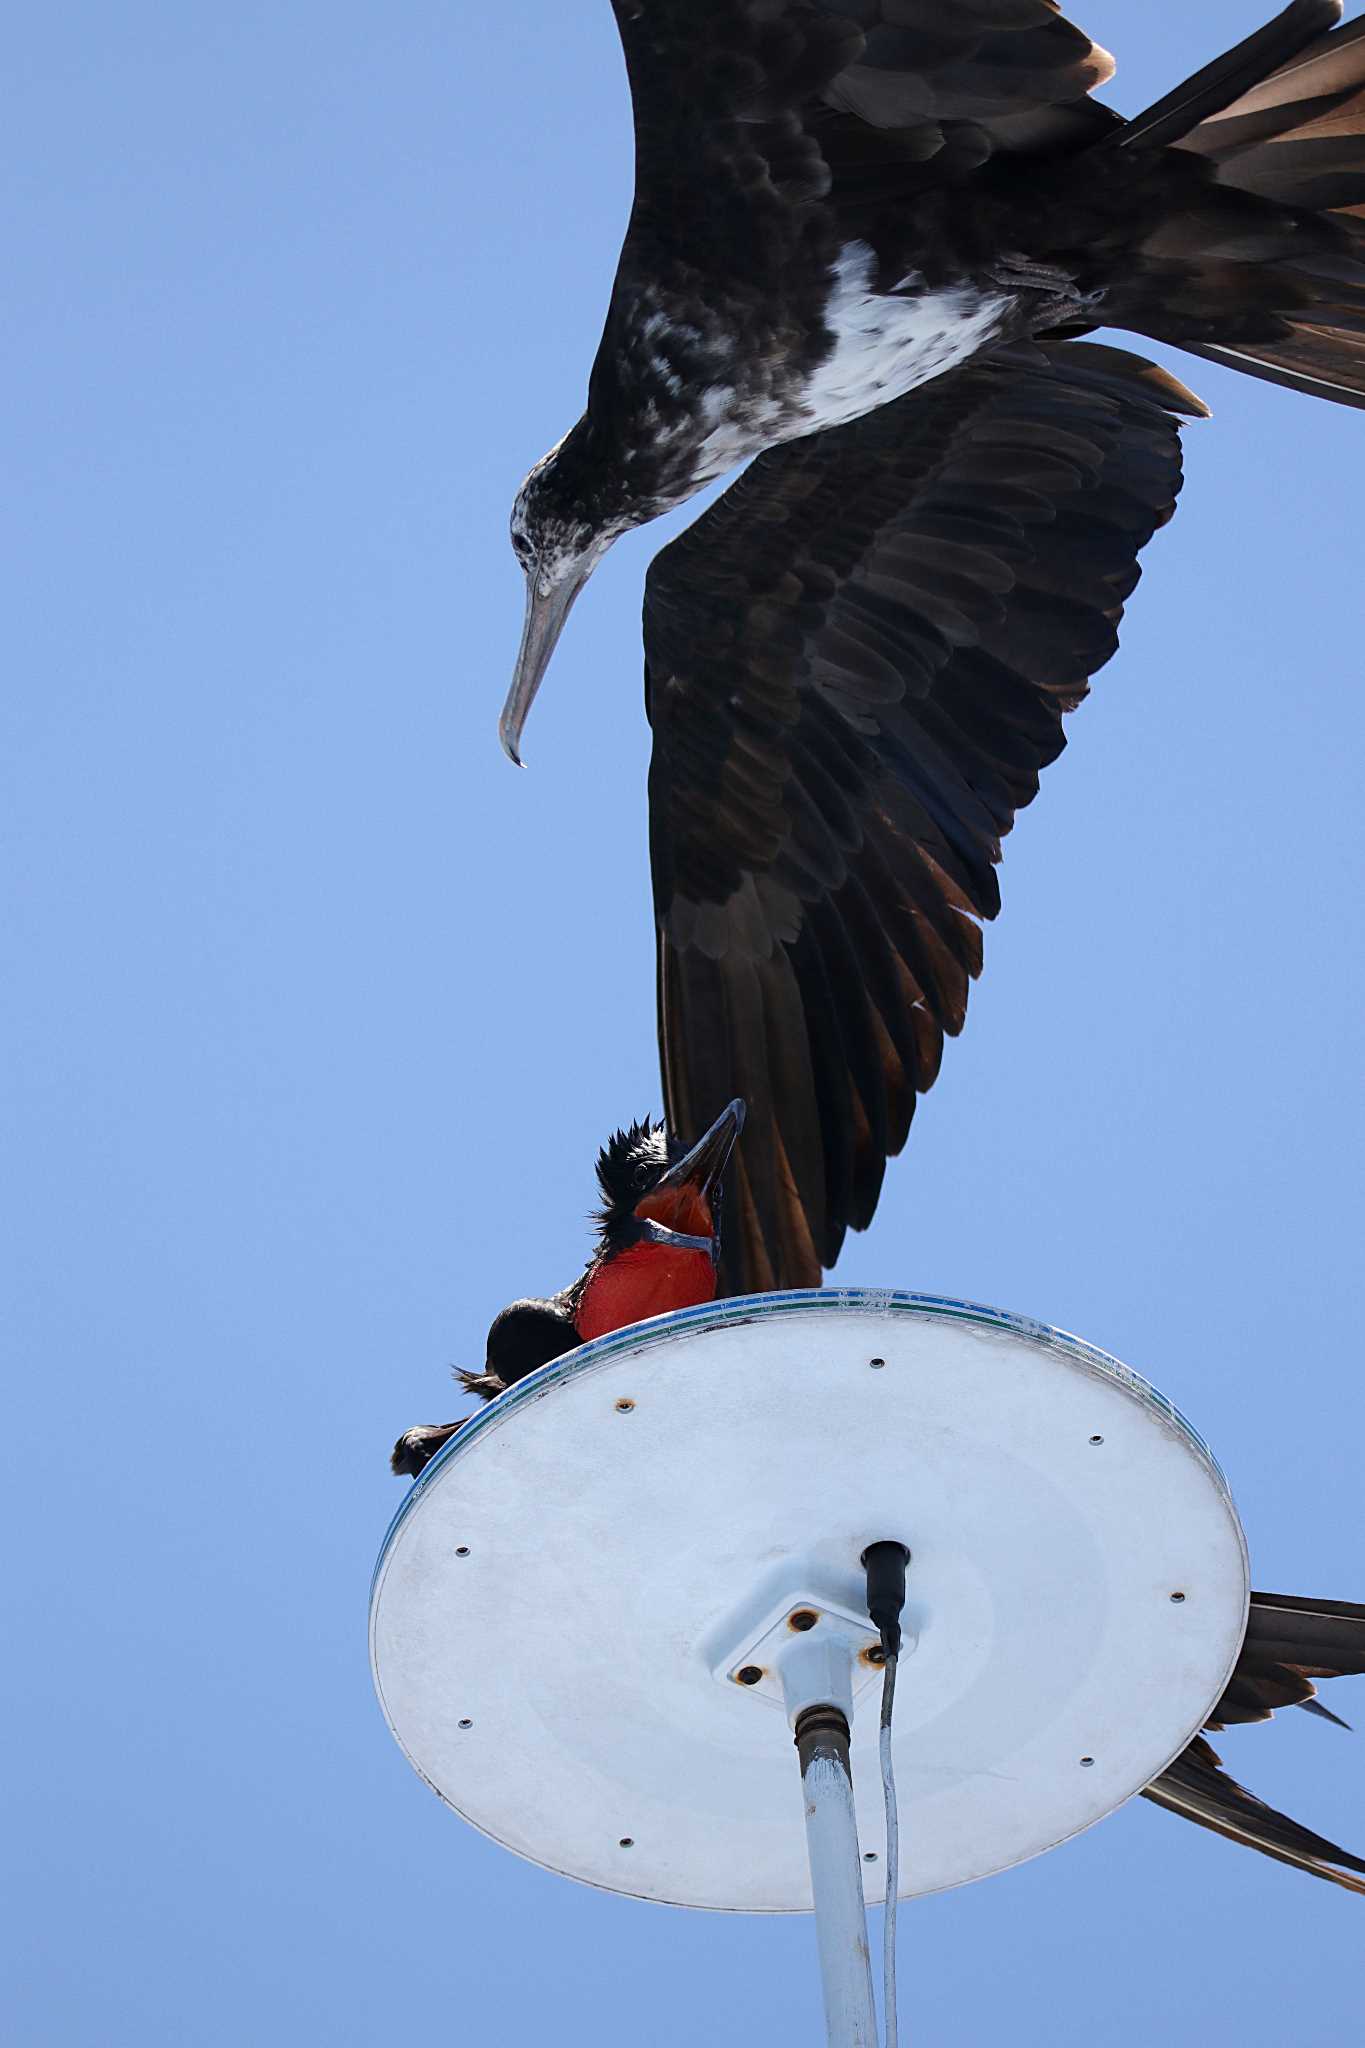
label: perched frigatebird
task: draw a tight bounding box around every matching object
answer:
[389,1114,1365,1891]
[390,1097,745,1476]
[501,0,1365,1291]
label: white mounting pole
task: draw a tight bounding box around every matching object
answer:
[779,1625,878,2048]
[794,1704,879,2048]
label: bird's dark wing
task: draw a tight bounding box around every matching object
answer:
[645,340,1201,1293]
[1141,1591,1365,1894]
[607,1,1117,296]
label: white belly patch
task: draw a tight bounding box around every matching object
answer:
[800,243,1012,431]
[676,244,1015,488]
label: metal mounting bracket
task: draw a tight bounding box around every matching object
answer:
[712,1589,917,1721]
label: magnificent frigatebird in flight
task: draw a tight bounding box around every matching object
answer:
[501,0,1365,1291]
[390,1112,1365,1893]
[506,0,1365,749]
[390,1097,745,1476]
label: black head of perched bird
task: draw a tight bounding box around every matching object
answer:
[390,1098,745,1476]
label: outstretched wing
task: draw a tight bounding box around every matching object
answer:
[646,340,1202,1293]
[1141,1591,1365,1895]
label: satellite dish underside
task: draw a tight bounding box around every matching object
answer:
[371,1291,1248,1911]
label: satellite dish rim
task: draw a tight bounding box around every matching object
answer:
[373,1288,1239,1597]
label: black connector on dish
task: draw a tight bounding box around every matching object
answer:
[861,1540,911,1659]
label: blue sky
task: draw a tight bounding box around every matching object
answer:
[6,4,1364,2041]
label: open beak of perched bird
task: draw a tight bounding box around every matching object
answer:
[636,1095,746,1251]
[575,1096,746,1341]
[499,559,593,765]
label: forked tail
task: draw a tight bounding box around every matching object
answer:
[1143,1590,1365,1893]
[1112,1,1365,405]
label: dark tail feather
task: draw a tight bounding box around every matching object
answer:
[1143,1590,1365,1892]
[1206,1588,1365,1727]
[1183,333,1365,410]
[1115,0,1342,153]
[1240,1590,1365,1672]
[455,1366,508,1400]
[1132,8,1365,405]
[1175,12,1365,205]
[1143,1736,1365,1895]
[1301,1695,1354,1730]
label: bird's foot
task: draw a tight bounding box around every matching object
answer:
[989,252,1094,306]
[390,1421,463,1477]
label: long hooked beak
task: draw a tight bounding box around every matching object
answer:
[498,566,591,765]
[653,1098,747,1207]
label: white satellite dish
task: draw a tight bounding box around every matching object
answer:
[371,1290,1248,2043]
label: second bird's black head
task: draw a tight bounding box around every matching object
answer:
[591,1099,747,1260]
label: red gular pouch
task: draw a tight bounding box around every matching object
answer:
[575,1235,718,1341]
[574,1099,744,1342]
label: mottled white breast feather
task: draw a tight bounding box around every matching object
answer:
[684,244,1015,486]
[801,243,1013,432]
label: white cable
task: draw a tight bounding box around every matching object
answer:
[879,1654,901,2048]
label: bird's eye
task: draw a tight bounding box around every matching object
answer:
[632,1162,650,1189]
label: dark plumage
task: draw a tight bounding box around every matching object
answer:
[507,0,1365,744]
[1145,1592,1365,1893]
[651,341,1202,1289]
[390,1100,744,1476]
[500,0,1365,1292]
